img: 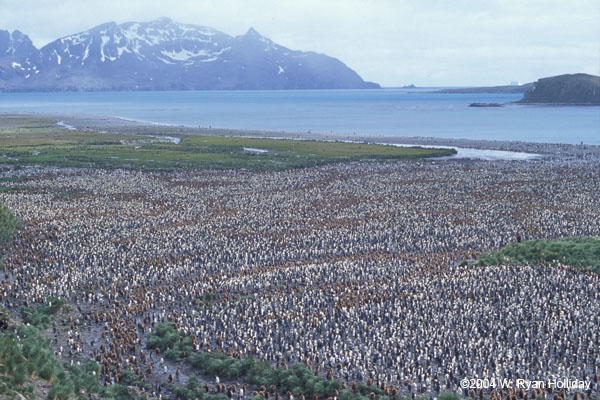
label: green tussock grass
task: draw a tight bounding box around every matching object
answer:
[20,297,66,329]
[476,236,600,273]
[0,301,147,400]
[0,185,31,193]
[0,200,21,269]
[0,201,20,244]
[149,323,388,400]
[0,116,455,171]
[0,312,101,400]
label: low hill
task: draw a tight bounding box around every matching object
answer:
[517,73,600,104]
[431,83,532,94]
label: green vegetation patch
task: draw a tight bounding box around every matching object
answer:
[0,185,31,193]
[20,297,66,329]
[0,200,21,268]
[0,116,455,171]
[1,300,146,400]
[149,323,391,400]
[476,236,600,273]
[0,314,101,400]
[0,201,20,244]
[0,116,56,129]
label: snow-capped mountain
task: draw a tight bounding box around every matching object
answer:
[0,30,42,82]
[0,18,379,91]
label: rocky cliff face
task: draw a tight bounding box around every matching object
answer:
[518,73,600,104]
[0,18,379,91]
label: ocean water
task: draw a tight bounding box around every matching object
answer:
[1,89,599,144]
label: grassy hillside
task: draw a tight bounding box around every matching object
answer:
[518,73,600,104]
[476,236,600,273]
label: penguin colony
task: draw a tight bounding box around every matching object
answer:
[1,159,599,399]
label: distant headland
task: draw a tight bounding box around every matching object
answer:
[517,73,600,105]
[454,73,600,106]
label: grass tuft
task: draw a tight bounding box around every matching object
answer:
[476,236,600,273]
[0,200,20,269]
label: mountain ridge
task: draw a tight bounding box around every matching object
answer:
[0,18,379,92]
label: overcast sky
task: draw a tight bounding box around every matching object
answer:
[1,0,598,86]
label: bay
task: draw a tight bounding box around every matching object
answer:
[0,89,598,145]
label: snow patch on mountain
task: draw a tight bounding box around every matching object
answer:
[161,48,208,61]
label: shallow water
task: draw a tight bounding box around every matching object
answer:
[388,143,542,161]
[1,89,599,144]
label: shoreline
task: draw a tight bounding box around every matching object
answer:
[4,112,600,160]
